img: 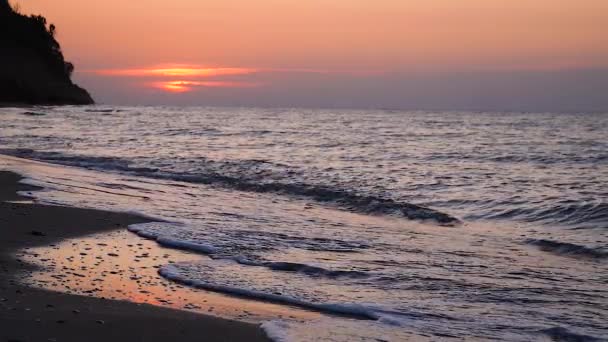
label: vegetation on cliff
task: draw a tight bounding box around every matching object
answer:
[0,0,93,105]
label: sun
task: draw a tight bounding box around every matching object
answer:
[150,80,262,93]
[159,81,192,93]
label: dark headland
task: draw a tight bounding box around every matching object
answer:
[0,0,93,105]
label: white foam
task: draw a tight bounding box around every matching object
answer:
[159,263,383,321]
[18,177,52,190]
[156,236,218,254]
[261,320,291,342]
[122,210,173,223]
[128,223,219,254]
[260,317,424,342]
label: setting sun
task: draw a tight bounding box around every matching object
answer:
[152,80,262,92]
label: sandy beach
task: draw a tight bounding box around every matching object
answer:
[0,170,271,342]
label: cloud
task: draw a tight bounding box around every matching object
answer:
[92,65,258,78]
[88,64,385,78]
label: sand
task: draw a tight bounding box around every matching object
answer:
[0,171,271,342]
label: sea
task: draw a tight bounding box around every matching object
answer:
[1,106,607,341]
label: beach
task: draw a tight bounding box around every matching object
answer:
[0,170,271,342]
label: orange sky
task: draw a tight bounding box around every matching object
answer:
[18,0,608,71]
[14,0,608,110]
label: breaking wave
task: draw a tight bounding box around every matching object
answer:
[468,200,608,230]
[525,239,608,260]
[539,326,604,342]
[21,111,47,116]
[0,149,459,224]
[159,263,427,322]
[128,223,372,280]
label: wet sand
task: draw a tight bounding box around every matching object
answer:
[0,171,271,342]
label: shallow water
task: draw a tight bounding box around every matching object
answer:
[1,107,607,340]
[16,228,319,323]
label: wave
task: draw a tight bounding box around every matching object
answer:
[472,200,608,229]
[21,111,47,116]
[0,149,158,173]
[231,257,371,280]
[84,108,123,113]
[261,321,291,342]
[530,202,608,226]
[128,224,219,255]
[426,151,608,165]
[525,239,608,260]
[191,178,459,224]
[160,263,404,321]
[129,223,372,280]
[262,262,370,279]
[0,149,459,225]
[539,326,604,342]
[489,154,608,165]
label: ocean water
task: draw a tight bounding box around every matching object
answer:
[1,106,607,341]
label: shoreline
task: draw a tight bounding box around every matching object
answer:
[0,171,271,341]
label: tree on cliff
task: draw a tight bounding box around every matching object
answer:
[0,0,10,11]
[1,1,74,82]
[0,0,93,104]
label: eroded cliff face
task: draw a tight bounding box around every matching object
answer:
[0,1,94,105]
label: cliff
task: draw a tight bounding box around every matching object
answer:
[0,1,94,105]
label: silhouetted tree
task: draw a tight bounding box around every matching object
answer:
[0,0,11,12]
[64,62,74,77]
[0,2,77,82]
[0,0,93,104]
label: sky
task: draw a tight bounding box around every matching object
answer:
[17,0,608,111]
